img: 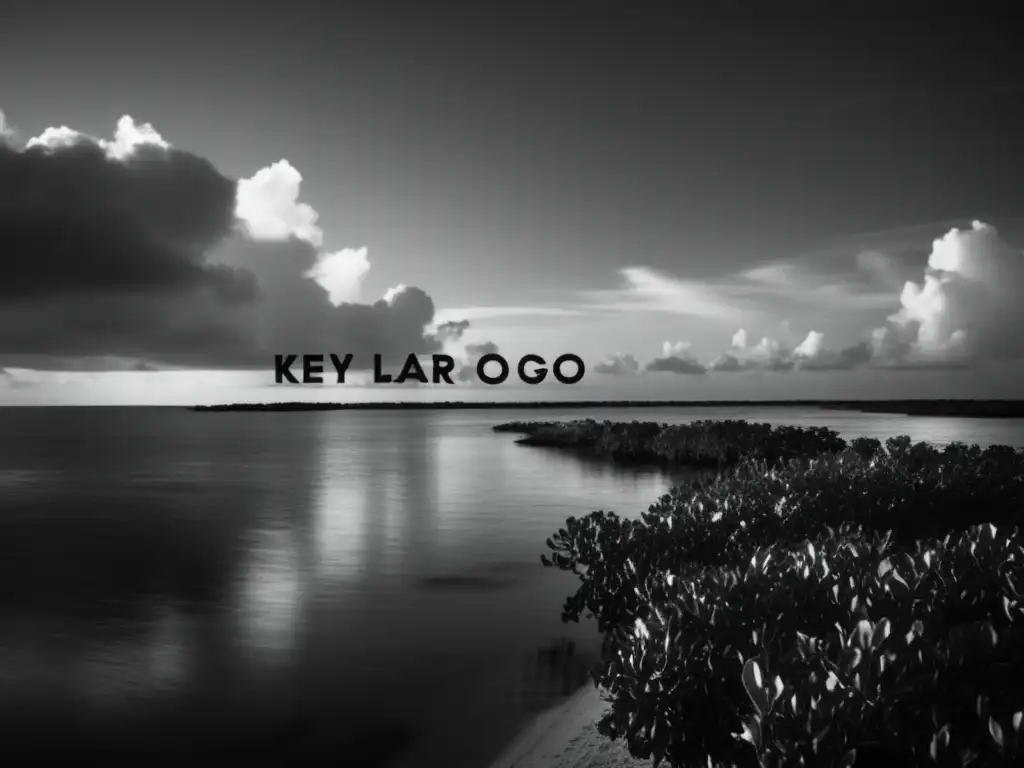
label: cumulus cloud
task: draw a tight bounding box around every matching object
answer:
[0,112,467,372]
[303,246,371,306]
[235,159,324,246]
[0,114,257,368]
[644,341,707,375]
[700,221,1024,375]
[869,220,1023,367]
[791,331,871,371]
[708,327,868,373]
[594,352,640,375]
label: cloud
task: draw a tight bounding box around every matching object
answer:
[216,235,452,369]
[699,221,1024,375]
[869,220,1024,367]
[708,331,794,373]
[709,327,868,373]
[25,115,171,160]
[303,246,371,306]
[457,341,502,382]
[232,157,373,306]
[0,112,466,372]
[644,341,707,375]
[585,267,743,319]
[2,118,246,303]
[594,353,640,375]
[792,332,871,371]
[855,250,903,288]
[434,319,470,342]
[0,114,259,368]
[580,257,899,322]
[235,159,324,246]
[733,262,896,311]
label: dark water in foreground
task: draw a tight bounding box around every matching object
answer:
[1,406,1022,766]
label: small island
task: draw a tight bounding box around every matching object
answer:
[190,399,1024,418]
[493,418,848,467]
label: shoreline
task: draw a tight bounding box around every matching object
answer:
[189,399,1024,418]
[486,684,647,768]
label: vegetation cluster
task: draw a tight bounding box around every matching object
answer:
[495,418,847,467]
[520,420,1024,767]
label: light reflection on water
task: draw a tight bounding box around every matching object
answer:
[0,406,1019,765]
[235,527,307,668]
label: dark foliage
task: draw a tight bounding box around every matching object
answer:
[501,419,847,467]
[541,432,1024,767]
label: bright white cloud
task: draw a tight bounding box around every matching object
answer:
[235,158,375,305]
[610,220,1024,376]
[871,220,1024,366]
[304,247,371,306]
[793,330,825,358]
[235,160,323,247]
[383,284,408,305]
[23,115,170,160]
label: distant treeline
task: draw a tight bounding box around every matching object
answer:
[191,399,1024,418]
[494,418,848,467]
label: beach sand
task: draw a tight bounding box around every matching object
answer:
[486,684,650,768]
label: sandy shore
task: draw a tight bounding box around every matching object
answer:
[486,684,649,768]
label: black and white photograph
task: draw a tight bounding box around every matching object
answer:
[2,2,1024,766]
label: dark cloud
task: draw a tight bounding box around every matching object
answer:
[213,238,454,370]
[435,320,470,342]
[0,124,259,368]
[642,341,707,375]
[0,116,469,372]
[0,140,249,302]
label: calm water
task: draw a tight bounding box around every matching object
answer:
[1,406,1022,766]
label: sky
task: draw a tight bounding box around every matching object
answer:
[2,1,1023,404]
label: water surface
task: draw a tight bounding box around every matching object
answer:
[0,406,1021,765]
